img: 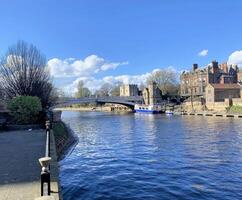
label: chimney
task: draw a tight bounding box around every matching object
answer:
[192,64,198,71]
[220,63,228,73]
[211,60,218,69]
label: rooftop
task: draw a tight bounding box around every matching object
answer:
[209,84,242,89]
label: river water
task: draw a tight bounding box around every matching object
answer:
[60,111,242,200]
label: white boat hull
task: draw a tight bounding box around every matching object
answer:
[134,104,162,114]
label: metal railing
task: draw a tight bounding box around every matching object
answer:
[45,121,50,158]
[39,120,51,197]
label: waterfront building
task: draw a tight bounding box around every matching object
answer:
[143,82,162,105]
[120,84,139,96]
[206,83,242,103]
[238,69,242,83]
[180,61,239,98]
[205,83,242,110]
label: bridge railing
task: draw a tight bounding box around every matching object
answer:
[97,96,143,102]
[56,96,144,105]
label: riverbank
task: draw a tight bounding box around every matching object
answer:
[174,104,242,118]
[54,104,132,113]
[54,106,109,112]
[52,121,78,161]
[178,111,242,118]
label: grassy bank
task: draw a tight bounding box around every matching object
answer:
[228,105,242,114]
[52,121,77,160]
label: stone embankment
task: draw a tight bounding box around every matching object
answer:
[54,104,132,113]
[52,121,78,161]
[177,111,242,118]
[174,104,242,119]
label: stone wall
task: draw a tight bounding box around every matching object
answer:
[182,101,204,112]
[231,98,242,106]
[120,84,139,96]
[143,83,162,105]
[214,88,240,102]
[206,102,228,111]
[206,85,215,103]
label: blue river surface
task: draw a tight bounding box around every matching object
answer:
[59,111,242,200]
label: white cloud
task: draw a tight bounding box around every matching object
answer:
[198,49,208,57]
[47,55,128,77]
[62,68,177,96]
[228,50,242,67]
[63,73,152,95]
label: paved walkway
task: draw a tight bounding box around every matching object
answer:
[0,129,60,200]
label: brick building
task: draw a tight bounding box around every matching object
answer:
[238,69,242,83]
[206,84,242,103]
[205,83,242,110]
[180,61,239,98]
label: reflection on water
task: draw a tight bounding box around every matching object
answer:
[60,112,242,200]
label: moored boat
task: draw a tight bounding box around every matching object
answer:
[134,104,162,113]
[165,110,174,115]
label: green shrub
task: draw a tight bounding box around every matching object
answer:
[229,105,242,114]
[7,96,42,124]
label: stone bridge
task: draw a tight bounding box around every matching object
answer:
[54,96,144,110]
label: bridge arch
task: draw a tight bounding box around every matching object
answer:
[96,100,135,110]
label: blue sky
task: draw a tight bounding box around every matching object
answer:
[1,0,242,93]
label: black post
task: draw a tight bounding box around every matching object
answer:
[41,170,51,196]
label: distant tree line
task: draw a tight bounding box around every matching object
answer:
[75,81,122,98]
[74,68,179,98]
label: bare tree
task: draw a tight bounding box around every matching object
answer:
[110,86,120,96]
[97,83,113,96]
[147,68,179,95]
[0,41,56,107]
[110,82,122,96]
[75,80,91,98]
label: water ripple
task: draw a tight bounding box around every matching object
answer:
[60,112,242,200]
